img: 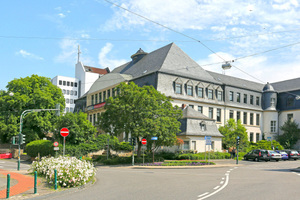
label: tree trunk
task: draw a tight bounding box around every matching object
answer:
[137,138,142,158]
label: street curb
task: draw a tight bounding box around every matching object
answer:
[27,176,97,200]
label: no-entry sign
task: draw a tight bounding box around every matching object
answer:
[60,128,69,137]
[53,141,59,147]
[141,138,147,145]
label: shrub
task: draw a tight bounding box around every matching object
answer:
[26,140,56,158]
[115,142,132,151]
[31,156,96,188]
[177,152,231,160]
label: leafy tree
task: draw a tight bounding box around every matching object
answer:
[0,75,65,143]
[219,119,249,151]
[248,140,283,151]
[99,82,182,157]
[278,120,300,149]
[54,112,97,145]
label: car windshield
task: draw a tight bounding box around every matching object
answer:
[269,151,276,154]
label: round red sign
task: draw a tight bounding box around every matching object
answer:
[60,128,69,137]
[53,141,59,147]
[141,138,147,145]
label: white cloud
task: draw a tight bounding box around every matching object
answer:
[16,50,44,60]
[98,43,128,69]
[55,39,78,64]
[58,13,66,18]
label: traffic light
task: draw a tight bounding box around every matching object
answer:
[236,136,240,146]
[132,138,136,146]
[129,138,132,145]
[55,104,60,116]
[20,134,26,144]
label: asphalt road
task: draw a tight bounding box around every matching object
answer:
[40,160,300,200]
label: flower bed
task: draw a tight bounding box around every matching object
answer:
[142,160,215,166]
[31,156,96,188]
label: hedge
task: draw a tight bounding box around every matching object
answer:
[26,140,56,158]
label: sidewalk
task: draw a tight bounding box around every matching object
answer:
[0,168,57,199]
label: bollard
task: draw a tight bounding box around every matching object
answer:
[34,171,37,194]
[7,174,10,198]
[54,169,57,190]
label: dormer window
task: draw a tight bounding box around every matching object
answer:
[175,83,182,94]
[208,89,213,99]
[200,121,206,131]
[187,85,193,96]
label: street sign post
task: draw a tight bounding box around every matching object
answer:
[141,139,147,165]
[205,136,212,162]
[151,137,157,163]
[60,128,69,156]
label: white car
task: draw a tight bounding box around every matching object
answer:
[267,150,282,162]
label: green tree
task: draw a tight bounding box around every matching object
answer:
[219,119,249,151]
[0,75,65,143]
[278,120,300,149]
[54,112,97,145]
[99,82,182,157]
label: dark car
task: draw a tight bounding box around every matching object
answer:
[284,150,300,160]
[244,149,271,162]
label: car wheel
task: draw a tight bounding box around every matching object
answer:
[244,157,248,161]
[294,159,297,161]
[276,159,279,162]
[255,157,259,162]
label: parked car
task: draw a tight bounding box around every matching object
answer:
[244,149,271,162]
[267,150,281,161]
[276,150,289,160]
[284,150,300,160]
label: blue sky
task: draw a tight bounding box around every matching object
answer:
[1,0,300,90]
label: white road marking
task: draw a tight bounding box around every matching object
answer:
[198,173,230,200]
[297,174,300,176]
[222,177,225,180]
[220,181,224,184]
[213,186,220,190]
[226,171,230,173]
[230,169,233,171]
[198,192,209,198]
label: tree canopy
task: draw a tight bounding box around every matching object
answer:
[98,82,182,157]
[0,75,65,143]
[219,118,249,150]
[278,120,300,149]
[54,112,97,144]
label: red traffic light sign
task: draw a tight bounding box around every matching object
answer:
[53,141,59,147]
[60,128,69,137]
[141,138,147,145]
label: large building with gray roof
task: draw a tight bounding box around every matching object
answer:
[82,42,300,151]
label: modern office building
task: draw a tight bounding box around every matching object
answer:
[51,75,79,113]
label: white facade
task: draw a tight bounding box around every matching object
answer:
[75,62,101,97]
[51,75,79,113]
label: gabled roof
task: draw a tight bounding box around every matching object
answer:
[271,77,300,92]
[207,71,264,92]
[84,65,110,75]
[112,43,220,84]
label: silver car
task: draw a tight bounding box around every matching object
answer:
[267,150,282,162]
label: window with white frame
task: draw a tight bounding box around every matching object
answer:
[229,91,234,101]
[183,141,190,150]
[208,89,213,99]
[217,91,222,101]
[197,87,203,98]
[217,108,221,122]
[187,85,193,96]
[209,107,213,119]
[175,83,182,94]
[198,106,203,113]
[271,121,276,132]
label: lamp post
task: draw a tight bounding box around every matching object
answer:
[17,104,60,171]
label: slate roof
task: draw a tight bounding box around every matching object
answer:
[178,107,223,137]
[207,71,264,92]
[112,43,221,84]
[88,73,132,94]
[271,78,300,92]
